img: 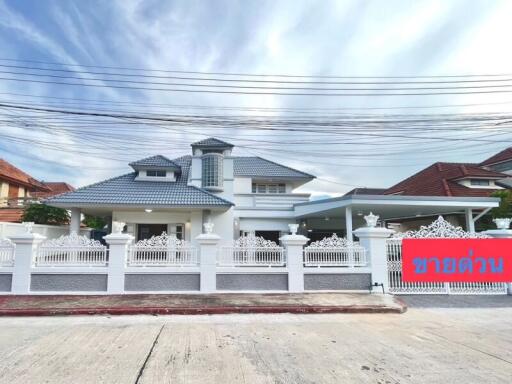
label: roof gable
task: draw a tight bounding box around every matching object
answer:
[191,138,234,148]
[480,147,512,166]
[384,162,508,197]
[129,155,181,169]
[0,159,49,191]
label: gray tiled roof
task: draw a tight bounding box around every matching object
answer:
[129,155,180,169]
[46,156,232,207]
[191,138,234,148]
[233,157,314,178]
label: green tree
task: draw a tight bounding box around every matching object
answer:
[22,203,70,225]
[476,190,512,231]
[83,215,107,230]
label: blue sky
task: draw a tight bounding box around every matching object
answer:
[1,0,512,196]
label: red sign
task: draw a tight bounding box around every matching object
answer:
[402,239,512,282]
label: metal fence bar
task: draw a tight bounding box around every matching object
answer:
[34,246,108,267]
[304,246,367,267]
[0,245,15,267]
[127,246,198,266]
[218,246,285,266]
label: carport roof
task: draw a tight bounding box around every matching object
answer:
[294,194,500,220]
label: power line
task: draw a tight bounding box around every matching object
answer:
[1,57,511,79]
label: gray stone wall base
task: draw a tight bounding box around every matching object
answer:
[30,274,108,292]
[217,273,288,291]
[304,273,371,291]
[125,274,200,291]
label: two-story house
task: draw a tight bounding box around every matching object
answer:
[46,138,314,244]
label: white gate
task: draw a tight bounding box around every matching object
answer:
[304,234,367,267]
[128,232,197,266]
[386,217,507,295]
[219,235,285,266]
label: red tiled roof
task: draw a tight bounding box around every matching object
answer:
[344,188,387,196]
[0,208,24,222]
[0,159,50,191]
[32,182,75,198]
[480,147,512,166]
[384,162,509,197]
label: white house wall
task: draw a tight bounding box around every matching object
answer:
[210,207,235,246]
[233,177,252,194]
[238,218,292,232]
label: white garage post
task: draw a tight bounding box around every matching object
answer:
[484,227,512,295]
[353,213,394,293]
[280,224,309,292]
[104,222,133,294]
[10,227,46,294]
[70,208,81,234]
[196,222,220,293]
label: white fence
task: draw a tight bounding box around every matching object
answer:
[219,235,285,266]
[0,239,15,267]
[34,233,107,267]
[386,217,508,295]
[304,234,367,267]
[127,233,198,266]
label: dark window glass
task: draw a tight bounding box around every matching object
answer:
[470,179,490,186]
[147,170,166,177]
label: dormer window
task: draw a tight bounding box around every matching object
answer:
[470,179,490,186]
[147,170,166,177]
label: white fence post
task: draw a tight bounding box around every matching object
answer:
[10,230,46,294]
[280,224,309,293]
[353,214,393,293]
[196,222,220,293]
[104,226,133,294]
[484,228,512,295]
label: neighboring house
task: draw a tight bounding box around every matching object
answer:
[46,138,500,243]
[342,148,512,231]
[0,159,74,222]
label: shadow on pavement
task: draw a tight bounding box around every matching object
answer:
[398,295,512,308]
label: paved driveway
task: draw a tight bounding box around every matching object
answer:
[0,296,511,383]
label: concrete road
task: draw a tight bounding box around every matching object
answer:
[0,297,511,383]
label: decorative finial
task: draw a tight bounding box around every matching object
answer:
[22,221,34,234]
[112,221,126,234]
[493,218,511,230]
[364,212,379,228]
[203,221,214,234]
[289,223,299,235]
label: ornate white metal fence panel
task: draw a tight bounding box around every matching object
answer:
[0,239,15,267]
[128,232,197,266]
[304,234,367,267]
[35,232,107,266]
[219,235,285,266]
[386,217,507,295]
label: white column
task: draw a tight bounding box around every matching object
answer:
[484,228,512,295]
[104,232,133,294]
[345,206,353,242]
[70,208,81,234]
[353,226,394,293]
[10,232,46,294]
[465,208,475,233]
[280,225,309,292]
[196,223,220,293]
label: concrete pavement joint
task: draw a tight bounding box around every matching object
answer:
[135,324,165,384]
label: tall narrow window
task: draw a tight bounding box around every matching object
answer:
[202,153,223,190]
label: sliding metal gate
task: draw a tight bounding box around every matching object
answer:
[386,217,507,295]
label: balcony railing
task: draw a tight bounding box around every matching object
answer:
[0,197,40,208]
[234,193,310,209]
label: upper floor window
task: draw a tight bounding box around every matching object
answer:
[252,183,286,193]
[147,170,166,177]
[470,179,490,186]
[202,153,223,189]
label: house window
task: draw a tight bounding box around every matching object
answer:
[252,183,286,193]
[202,153,223,189]
[470,179,490,186]
[146,170,166,177]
